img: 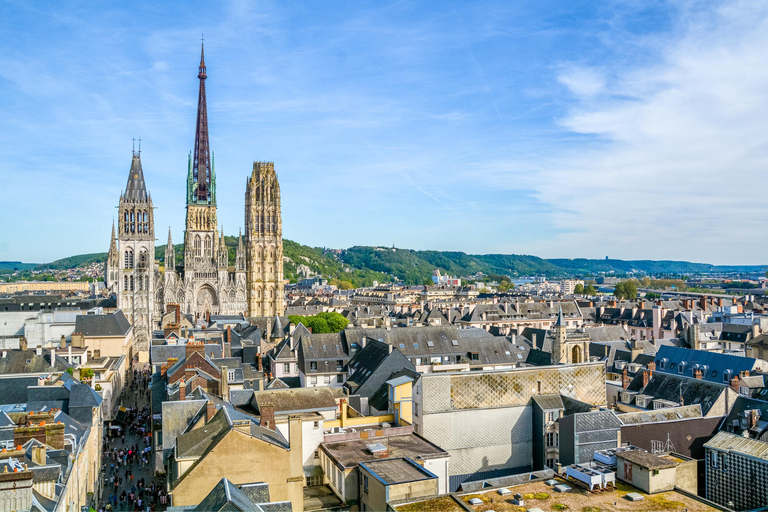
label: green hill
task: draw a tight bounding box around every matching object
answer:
[31,241,768,286]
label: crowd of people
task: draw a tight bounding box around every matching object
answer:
[98,368,167,512]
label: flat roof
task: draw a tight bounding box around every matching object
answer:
[321,433,447,469]
[455,478,719,512]
[360,458,436,485]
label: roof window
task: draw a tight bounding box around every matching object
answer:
[451,340,459,346]
[427,341,434,348]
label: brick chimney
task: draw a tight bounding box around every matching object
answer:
[647,361,656,372]
[731,377,740,393]
[693,369,703,380]
[622,368,630,389]
[642,369,651,388]
[260,404,275,430]
[206,401,217,422]
[160,364,168,377]
[639,302,645,310]
[257,353,263,372]
[748,409,759,429]
[179,379,186,400]
[14,422,64,450]
[185,341,205,359]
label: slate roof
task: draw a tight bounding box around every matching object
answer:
[123,153,148,201]
[345,340,417,411]
[0,351,71,376]
[627,370,727,416]
[654,345,757,382]
[572,410,622,432]
[176,408,231,459]
[74,310,131,336]
[193,478,259,511]
[238,482,270,504]
[253,387,337,414]
[532,394,564,411]
[0,376,41,405]
[161,400,207,452]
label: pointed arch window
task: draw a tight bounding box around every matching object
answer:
[124,276,128,291]
[124,212,129,233]
[125,250,134,269]
[194,236,202,257]
[130,275,134,291]
[204,235,212,256]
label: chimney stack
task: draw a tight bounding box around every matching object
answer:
[260,404,275,430]
[622,368,630,389]
[694,369,703,380]
[60,335,66,348]
[220,365,229,400]
[642,369,651,388]
[731,377,741,394]
[179,379,186,400]
[31,445,46,466]
[206,401,217,422]
[647,361,656,372]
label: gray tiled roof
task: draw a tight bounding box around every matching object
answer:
[74,310,131,337]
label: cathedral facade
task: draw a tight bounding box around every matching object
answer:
[106,44,283,349]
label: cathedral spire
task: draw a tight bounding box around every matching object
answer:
[192,40,212,204]
[124,151,148,202]
[107,221,118,264]
[165,227,174,269]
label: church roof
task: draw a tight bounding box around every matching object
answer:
[124,152,148,201]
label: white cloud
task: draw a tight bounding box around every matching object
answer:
[523,1,768,264]
[557,66,606,97]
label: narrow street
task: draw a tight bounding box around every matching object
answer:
[98,369,168,512]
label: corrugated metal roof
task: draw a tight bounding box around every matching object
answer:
[705,431,768,460]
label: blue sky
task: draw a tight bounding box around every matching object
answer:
[1,0,767,264]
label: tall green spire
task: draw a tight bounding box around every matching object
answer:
[186,151,193,205]
[211,151,216,205]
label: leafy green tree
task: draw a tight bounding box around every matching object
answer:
[288,312,349,333]
[584,285,597,295]
[614,280,637,300]
[573,284,585,294]
[614,282,626,300]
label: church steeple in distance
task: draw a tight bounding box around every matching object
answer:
[192,38,213,204]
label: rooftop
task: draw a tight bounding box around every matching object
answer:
[321,433,447,469]
[454,478,718,512]
[360,457,436,485]
[617,450,677,470]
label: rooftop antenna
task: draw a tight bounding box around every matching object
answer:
[132,137,136,155]
[138,137,142,155]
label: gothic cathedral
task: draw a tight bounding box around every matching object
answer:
[106,43,283,354]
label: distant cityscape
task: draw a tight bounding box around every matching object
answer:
[3,20,768,512]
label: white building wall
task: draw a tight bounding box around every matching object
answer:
[420,405,532,477]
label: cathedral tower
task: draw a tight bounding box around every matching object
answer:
[114,148,154,363]
[245,162,284,317]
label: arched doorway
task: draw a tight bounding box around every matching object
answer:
[571,345,582,364]
[196,285,218,318]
